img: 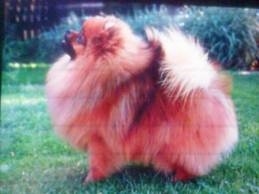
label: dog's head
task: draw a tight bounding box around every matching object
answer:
[62,16,134,60]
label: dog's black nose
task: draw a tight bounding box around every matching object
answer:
[64,30,73,42]
[62,30,76,59]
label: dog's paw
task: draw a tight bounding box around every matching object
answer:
[83,168,106,185]
[172,168,194,182]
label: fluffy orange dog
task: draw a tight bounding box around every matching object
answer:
[46,16,238,183]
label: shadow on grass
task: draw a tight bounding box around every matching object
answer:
[58,166,173,193]
[58,166,171,185]
[69,166,198,186]
[111,166,171,183]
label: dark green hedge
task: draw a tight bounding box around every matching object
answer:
[3,5,258,70]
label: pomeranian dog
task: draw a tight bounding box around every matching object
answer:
[46,15,238,183]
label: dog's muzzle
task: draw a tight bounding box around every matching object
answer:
[62,30,76,59]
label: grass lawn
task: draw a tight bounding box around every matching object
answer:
[1,68,259,193]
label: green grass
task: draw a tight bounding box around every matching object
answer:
[1,69,259,193]
[2,64,49,85]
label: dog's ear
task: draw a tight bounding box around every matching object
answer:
[104,20,116,31]
[103,19,117,39]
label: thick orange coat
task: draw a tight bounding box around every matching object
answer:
[46,16,238,183]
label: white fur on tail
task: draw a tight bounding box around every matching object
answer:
[146,28,217,98]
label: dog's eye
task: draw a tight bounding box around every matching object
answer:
[76,33,86,45]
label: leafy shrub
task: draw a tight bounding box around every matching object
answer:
[120,5,173,36]
[3,5,258,70]
[3,13,84,69]
[3,23,35,69]
[31,6,173,63]
[173,6,259,70]
[3,6,172,68]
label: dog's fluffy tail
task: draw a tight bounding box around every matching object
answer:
[146,28,217,99]
[146,28,238,177]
